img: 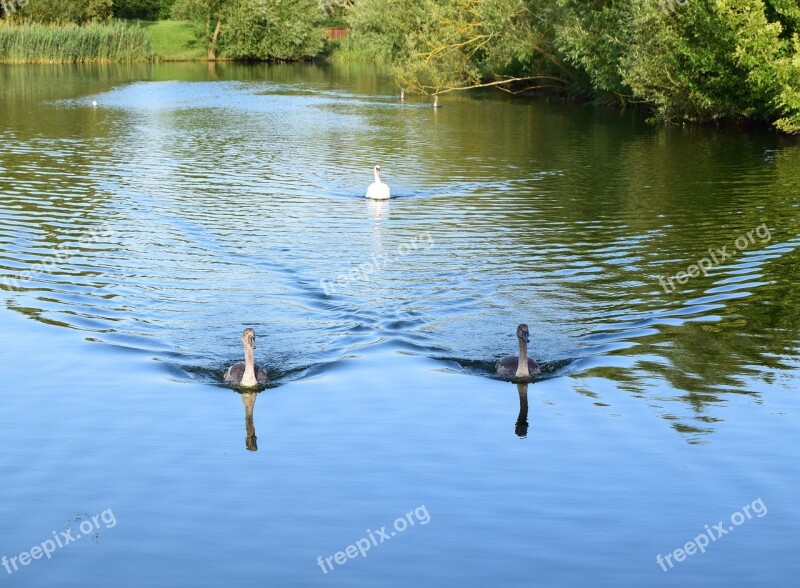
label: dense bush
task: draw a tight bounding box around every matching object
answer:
[172,0,324,61]
[112,0,162,20]
[221,0,324,60]
[622,0,800,132]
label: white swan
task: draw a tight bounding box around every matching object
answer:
[365,165,391,200]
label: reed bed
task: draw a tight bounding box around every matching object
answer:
[329,34,387,63]
[0,21,154,64]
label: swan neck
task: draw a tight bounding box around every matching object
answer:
[374,169,382,184]
[242,342,257,387]
[516,337,529,378]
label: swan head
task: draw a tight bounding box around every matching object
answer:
[373,164,382,176]
[516,323,530,343]
[241,327,256,350]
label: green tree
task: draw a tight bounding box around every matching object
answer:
[86,0,114,20]
[221,0,324,61]
[348,0,570,95]
[159,0,177,19]
[343,0,419,61]
[620,0,800,132]
[346,0,800,132]
[171,0,228,59]
[11,0,113,23]
[173,0,323,61]
[20,0,90,23]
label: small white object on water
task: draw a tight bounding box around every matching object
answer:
[92,100,97,108]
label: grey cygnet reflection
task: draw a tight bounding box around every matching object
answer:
[240,391,259,451]
[515,382,529,438]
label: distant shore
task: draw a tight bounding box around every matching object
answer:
[0,20,345,64]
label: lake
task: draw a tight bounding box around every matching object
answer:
[0,62,798,587]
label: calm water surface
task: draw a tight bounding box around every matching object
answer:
[0,62,799,587]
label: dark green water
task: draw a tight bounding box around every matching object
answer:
[0,62,798,587]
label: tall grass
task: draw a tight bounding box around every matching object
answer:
[330,35,387,63]
[0,21,154,64]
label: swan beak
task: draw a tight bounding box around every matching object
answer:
[525,335,530,343]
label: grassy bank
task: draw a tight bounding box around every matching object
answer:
[0,21,153,64]
[137,20,205,61]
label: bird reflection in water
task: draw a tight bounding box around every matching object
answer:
[240,391,259,451]
[515,382,529,438]
[366,197,389,221]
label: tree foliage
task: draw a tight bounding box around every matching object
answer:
[86,0,114,21]
[112,0,167,20]
[12,0,113,24]
[220,0,324,60]
[171,0,227,59]
[346,0,800,132]
[172,0,323,60]
[5,1,175,22]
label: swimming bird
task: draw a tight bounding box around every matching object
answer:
[224,328,268,388]
[400,88,405,101]
[91,100,97,108]
[496,324,541,380]
[365,165,391,200]
[433,95,440,108]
